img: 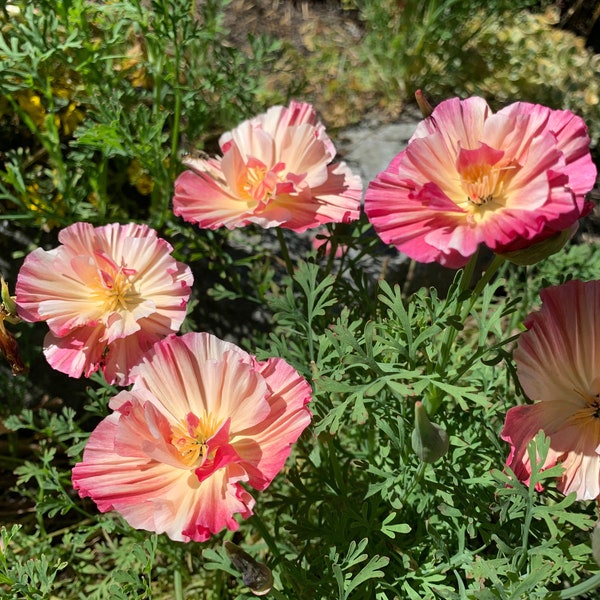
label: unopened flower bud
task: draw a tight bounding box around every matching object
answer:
[415,90,434,118]
[1,277,19,324]
[498,224,577,266]
[224,540,273,596]
[411,401,449,463]
[0,320,27,375]
[0,277,26,375]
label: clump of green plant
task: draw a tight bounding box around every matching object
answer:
[467,7,600,149]
[308,0,599,144]
[5,225,600,598]
[2,1,600,599]
[0,0,286,233]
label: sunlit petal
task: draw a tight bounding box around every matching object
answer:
[72,332,312,542]
[173,101,361,232]
[502,280,600,500]
[16,222,193,385]
[365,96,596,267]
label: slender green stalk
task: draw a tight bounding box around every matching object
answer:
[399,462,427,506]
[559,572,600,598]
[324,225,339,276]
[169,11,183,182]
[276,228,295,278]
[429,252,506,415]
[461,254,506,320]
[515,494,534,573]
[250,511,282,560]
[174,568,183,600]
[436,250,480,380]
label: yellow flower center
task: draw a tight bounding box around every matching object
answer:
[453,144,520,219]
[171,412,222,468]
[101,269,136,313]
[460,163,498,206]
[459,163,515,207]
[578,389,600,419]
[90,252,141,315]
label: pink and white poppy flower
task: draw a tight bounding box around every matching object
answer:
[502,280,600,500]
[71,332,312,542]
[172,101,362,232]
[16,222,192,386]
[365,96,597,268]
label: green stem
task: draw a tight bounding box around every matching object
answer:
[276,228,295,278]
[174,569,183,600]
[436,251,480,379]
[461,254,506,321]
[323,225,339,276]
[250,510,282,560]
[428,252,506,416]
[169,15,183,177]
[559,572,600,598]
[399,462,427,506]
[515,493,534,573]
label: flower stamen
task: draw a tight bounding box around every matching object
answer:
[459,163,517,208]
[242,159,286,204]
[171,411,222,468]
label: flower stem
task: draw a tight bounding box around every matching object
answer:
[429,252,506,416]
[324,224,339,276]
[558,572,600,598]
[174,569,183,600]
[460,253,506,321]
[250,510,282,560]
[436,251,480,381]
[515,491,535,573]
[399,462,427,506]
[276,228,295,279]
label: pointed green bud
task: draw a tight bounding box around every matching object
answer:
[415,89,434,118]
[411,401,449,463]
[224,541,273,596]
[1,277,19,323]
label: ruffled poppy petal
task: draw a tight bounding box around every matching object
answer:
[503,280,600,501]
[365,96,596,267]
[16,222,192,385]
[172,101,362,232]
[73,332,312,541]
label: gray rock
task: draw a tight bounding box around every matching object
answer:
[337,107,422,185]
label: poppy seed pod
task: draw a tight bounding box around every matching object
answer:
[224,541,274,596]
[411,401,449,463]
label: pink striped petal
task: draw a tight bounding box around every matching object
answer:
[16,222,192,385]
[172,102,361,232]
[502,280,600,500]
[365,96,596,267]
[72,332,312,541]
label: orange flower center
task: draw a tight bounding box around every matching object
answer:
[454,144,519,215]
[171,412,221,468]
[91,252,140,315]
[459,162,516,207]
[579,389,600,419]
[242,159,286,204]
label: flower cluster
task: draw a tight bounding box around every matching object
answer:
[11,95,600,549]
